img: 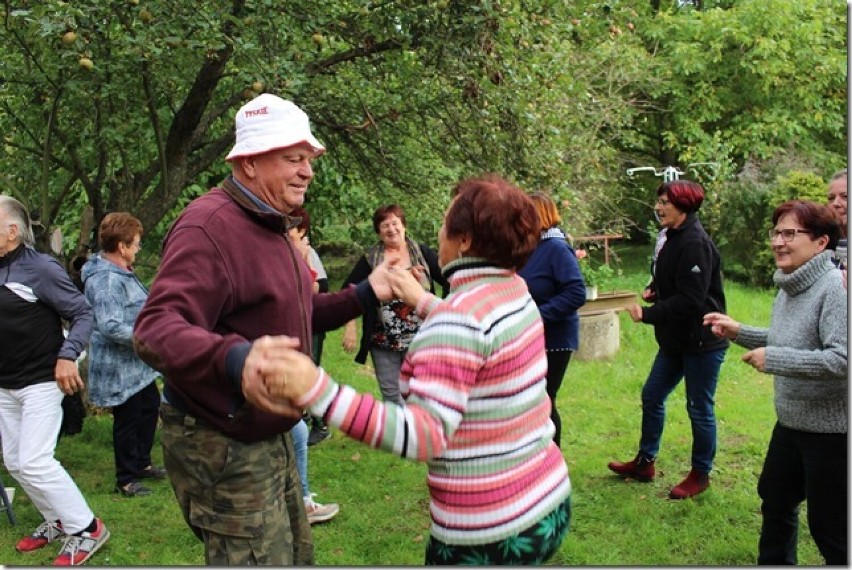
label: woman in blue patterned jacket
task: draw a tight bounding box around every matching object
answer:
[82,213,164,498]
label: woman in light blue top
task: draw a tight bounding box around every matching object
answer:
[82,213,163,497]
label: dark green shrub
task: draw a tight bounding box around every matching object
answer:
[718,168,827,287]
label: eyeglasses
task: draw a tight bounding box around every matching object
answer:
[656,197,671,206]
[128,241,142,250]
[768,229,811,242]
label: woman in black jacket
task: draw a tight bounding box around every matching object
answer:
[341,205,448,406]
[608,180,729,500]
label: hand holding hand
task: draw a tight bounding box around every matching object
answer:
[410,264,430,288]
[742,347,766,372]
[55,359,84,395]
[368,258,400,302]
[242,335,303,417]
[703,312,741,340]
[388,265,427,308]
[263,348,319,401]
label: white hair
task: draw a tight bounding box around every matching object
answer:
[0,195,36,246]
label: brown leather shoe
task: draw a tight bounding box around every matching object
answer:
[607,454,656,482]
[669,469,710,499]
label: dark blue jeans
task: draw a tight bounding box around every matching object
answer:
[638,348,726,473]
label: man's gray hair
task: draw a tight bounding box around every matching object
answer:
[0,195,35,246]
[830,168,847,182]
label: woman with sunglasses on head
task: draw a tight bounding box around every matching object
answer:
[704,200,847,565]
[609,180,728,500]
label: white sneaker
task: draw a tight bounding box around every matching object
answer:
[304,493,339,525]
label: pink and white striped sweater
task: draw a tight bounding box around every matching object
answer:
[297,260,571,546]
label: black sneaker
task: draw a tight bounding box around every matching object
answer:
[138,465,167,479]
[307,428,330,447]
[115,481,152,497]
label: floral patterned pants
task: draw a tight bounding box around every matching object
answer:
[424,497,571,565]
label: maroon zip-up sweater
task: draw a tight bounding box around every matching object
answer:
[134,181,374,442]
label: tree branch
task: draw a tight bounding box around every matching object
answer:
[305,38,404,75]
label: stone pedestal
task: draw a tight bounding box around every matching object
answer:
[576,310,620,361]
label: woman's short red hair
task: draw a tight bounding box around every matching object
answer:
[657,180,705,214]
[446,175,539,269]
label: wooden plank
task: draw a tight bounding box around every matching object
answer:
[578,290,637,315]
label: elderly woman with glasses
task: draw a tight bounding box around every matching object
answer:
[82,212,165,498]
[609,180,729,500]
[705,200,847,565]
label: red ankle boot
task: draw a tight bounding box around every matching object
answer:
[607,454,656,482]
[669,469,710,499]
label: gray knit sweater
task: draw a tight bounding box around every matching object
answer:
[735,251,847,434]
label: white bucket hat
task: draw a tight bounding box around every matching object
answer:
[226,94,326,161]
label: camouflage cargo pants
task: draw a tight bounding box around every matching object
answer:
[160,403,313,565]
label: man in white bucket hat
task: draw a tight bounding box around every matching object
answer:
[134,94,396,565]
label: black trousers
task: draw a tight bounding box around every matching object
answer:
[757,422,847,565]
[545,350,572,449]
[113,382,161,486]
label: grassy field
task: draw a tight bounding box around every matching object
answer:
[0,244,825,565]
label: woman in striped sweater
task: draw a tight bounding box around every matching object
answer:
[264,175,571,565]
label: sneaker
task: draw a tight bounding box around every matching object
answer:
[138,465,167,479]
[16,520,65,552]
[304,493,339,525]
[669,469,710,500]
[607,454,656,482]
[53,518,110,566]
[307,428,330,447]
[115,481,152,497]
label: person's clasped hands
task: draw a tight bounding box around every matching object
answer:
[246,258,425,413]
[386,261,429,307]
[241,335,305,416]
[258,338,321,403]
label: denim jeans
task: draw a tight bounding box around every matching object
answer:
[638,348,726,473]
[291,419,310,498]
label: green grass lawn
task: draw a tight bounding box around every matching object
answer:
[0,244,826,565]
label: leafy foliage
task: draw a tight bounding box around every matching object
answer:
[717,153,834,286]
[0,0,845,289]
